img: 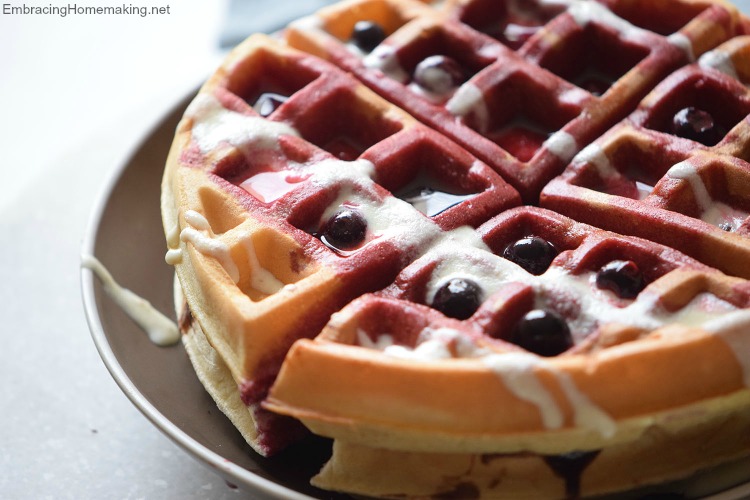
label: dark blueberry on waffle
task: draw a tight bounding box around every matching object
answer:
[503,236,558,275]
[431,278,482,320]
[351,20,386,52]
[511,309,572,357]
[254,92,288,117]
[671,107,722,146]
[413,55,466,95]
[320,208,367,251]
[595,260,645,299]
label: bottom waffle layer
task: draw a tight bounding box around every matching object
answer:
[175,285,307,456]
[313,412,750,499]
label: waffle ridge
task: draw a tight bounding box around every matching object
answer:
[161,1,750,497]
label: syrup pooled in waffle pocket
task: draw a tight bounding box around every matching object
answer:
[161,0,750,497]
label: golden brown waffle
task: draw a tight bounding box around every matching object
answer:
[161,0,750,497]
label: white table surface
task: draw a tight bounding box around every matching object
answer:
[3,1,750,499]
[0,2,249,499]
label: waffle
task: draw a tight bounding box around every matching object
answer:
[541,36,750,279]
[160,0,750,497]
[285,0,745,201]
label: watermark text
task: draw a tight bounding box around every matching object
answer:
[3,3,171,17]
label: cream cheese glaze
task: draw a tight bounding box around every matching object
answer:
[576,142,615,178]
[703,310,750,387]
[363,45,410,83]
[164,220,183,265]
[667,161,749,229]
[667,33,695,62]
[243,237,285,296]
[484,352,567,430]
[180,210,241,284]
[567,1,695,60]
[568,2,645,41]
[186,93,300,153]
[81,254,180,346]
[545,131,578,162]
[446,83,489,131]
[422,242,744,343]
[699,48,739,79]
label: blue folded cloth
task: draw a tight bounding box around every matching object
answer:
[220,0,338,48]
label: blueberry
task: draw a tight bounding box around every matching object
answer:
[503,236,558,275]
[413,55,466,94]
[320,208,367,251]
[431,278,482,320]
[595,260,645,299]
[671,107,723,146]
[351,20,386,53]
[511,309,572,357]
[254,92,287,117]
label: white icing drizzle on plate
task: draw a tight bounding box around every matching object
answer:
[81,254,180,346]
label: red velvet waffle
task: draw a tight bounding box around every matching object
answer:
[160,1,750,498]
[285,0,746,201]
[541,36,750,280]
[266,206,750,497]
[162,34,520,455]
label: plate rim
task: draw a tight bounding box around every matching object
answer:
[79,96,316,500]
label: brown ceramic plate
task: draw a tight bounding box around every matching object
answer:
[81,91,750,500]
